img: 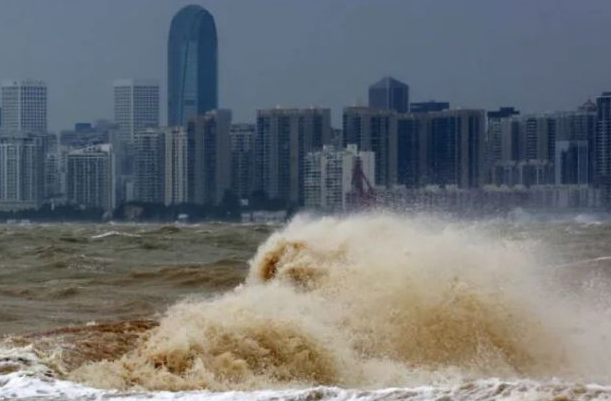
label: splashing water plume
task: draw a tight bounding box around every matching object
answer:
[69,214,611,391]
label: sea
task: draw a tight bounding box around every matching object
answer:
[1,212,611,400]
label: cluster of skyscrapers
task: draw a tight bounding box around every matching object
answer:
[1,5,611,217]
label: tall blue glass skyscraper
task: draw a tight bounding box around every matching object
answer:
[168,5,218,127]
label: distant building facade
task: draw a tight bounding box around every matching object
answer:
[188,110,232,205]
[133,129,165,204]
[596,92,611,206]
[304,144,375,211]
[1,80,47,136]
[113,79,159,143]
[66,144,115,211]
[255,108,331,205]
[396,113,425,188]
[133,127,189,206]
[343,107,397,188]
[163,127,188,206]
[168,5,218,126]
[0,136,44,210]
[426,109,486,188]
[230,123,255,200]
[487,107,521,185]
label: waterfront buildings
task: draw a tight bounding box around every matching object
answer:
[188,110,232,205]
[255,107,331,205]
[0,80,47,136]
[66,144,115,211]
[343,107,397,187]
[304,144,375,211]
[133,129,165,204]
[230,123,255,201]
[168,5,218,126]
[426,109,486,188]
[596,92,611,205]
[163,127,188,206]
[487,106,597,188]
[555,140,589,185]
[0,136,44,210]
[113,79,159,143]
[487,108,522,185]
[133,127,189,206]
[396,113,425,188]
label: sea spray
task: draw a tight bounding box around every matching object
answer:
[68,214,611,391]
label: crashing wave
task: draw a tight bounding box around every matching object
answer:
[57,214,611,392]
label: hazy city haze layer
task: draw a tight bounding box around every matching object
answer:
[0,0,609,131]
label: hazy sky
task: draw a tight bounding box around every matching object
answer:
[0,0,609,131]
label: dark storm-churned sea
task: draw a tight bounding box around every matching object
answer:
[2,213,611,400]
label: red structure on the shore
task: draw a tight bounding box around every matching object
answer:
[348,158,376,208]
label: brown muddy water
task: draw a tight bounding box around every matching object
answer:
[0,223,275,336]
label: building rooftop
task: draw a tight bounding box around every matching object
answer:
[370,76,408,89]
[1,79,46,87]
[68,143,112,155]
[113,79,159,87]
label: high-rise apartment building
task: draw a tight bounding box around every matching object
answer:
[133,129,164,204]
[487,107,521,185]
[188,110,232,205]
[0,80,47,136]
[487,109,594,188]
[304,144,375,211]
[163,127,188,206]
[426,109,486,188]
[0,136,44,210]
[343,107,397,187]
[488,117,524,186]
[368,77,409,113]
[66,144,115,211]
[255,108,331,205]
[555,140,589,185]
[133,127,189,206]
[168,5,218,126]
[230,123,255,200]
[396,114,425,188]
[113,79,159,143]
[523,114,557,162]
[596,92,611,205]
[553,108,597,185]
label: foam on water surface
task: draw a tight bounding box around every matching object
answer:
[3,373,611,401]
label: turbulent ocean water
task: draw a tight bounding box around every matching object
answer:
[2,213,611,400]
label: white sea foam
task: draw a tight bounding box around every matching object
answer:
[3,373,611,401]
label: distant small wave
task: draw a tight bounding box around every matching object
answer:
[91,231,142,240]
[554,256,611,268]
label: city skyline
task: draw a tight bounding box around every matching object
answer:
[1,0,610,131]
